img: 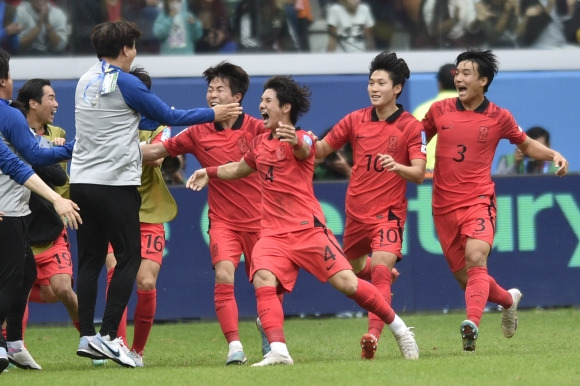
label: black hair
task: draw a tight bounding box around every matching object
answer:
[203,61,249,103]
[129,66,152,90]
[368,51,410,98]
[17,78,52,112]
[91,20,142,60]
[0,49,10,79]
[455,48,499,93]
[526,126,550,144]
[263,76,311,125]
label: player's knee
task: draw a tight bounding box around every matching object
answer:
[214,268,235,284]
[253,269,276,288]
[136,276,156,291]
[330,270,358,295]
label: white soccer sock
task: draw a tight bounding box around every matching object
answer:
[228,340,243,353]
[387,314,407,335]
[270,342,290,357]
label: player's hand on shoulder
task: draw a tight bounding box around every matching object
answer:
[212,103,242,122]
[186,169,209,191]
[307,130,318,142]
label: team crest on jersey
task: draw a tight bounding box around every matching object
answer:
[388,136,398,153]
[238,137,249,154]
[478,126,489,143]
[276,146,286,160]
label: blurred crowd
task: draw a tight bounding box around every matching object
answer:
[1,0,579,57]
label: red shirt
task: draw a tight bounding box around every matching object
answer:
[243,130,325,236]
[325,106,426,223]
[164,113,264,232]
[422,98,527,215]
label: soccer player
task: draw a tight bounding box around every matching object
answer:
[314,51,426,360]
[70,20,242,368]
[421,48,569,352]
[186,75,419,366]
[104,66,178,367]
[141,61,265,365]
[0,48,80,372]
[15,79,81,349]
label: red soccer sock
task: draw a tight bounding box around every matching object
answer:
[465,267,490,326]
[356,256,372,281]
[106,267,128,345]
[348,279,395,325]
[28,285,44,303]
[367,265,393,338]
[131,289,156,354]
[73,320,80,332]
[255,286,285,344]
[106,267,115,297]
[487,275,513,309]
[214,284,240,343]
[117,307,128,346]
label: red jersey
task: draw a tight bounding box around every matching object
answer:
[164,113,264,232]
[243,130,325,236]
[325,106,426,223]
[422,97,526,215]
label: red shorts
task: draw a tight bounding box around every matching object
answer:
[209,227,259,279]
[250,227,352,293]
[434,201,496,273]
[108,223,166,265]
[34,229,73,286]
[139,223,165,265]
[342,216,405,261]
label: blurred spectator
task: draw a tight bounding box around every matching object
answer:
[422,0,483,48]
[1,0,20,53]
[190,0,237,53]
[367,0,398,49]
[233,0,297,52]
[16,0,68,55]
[477,0,519,47]
[496,126,559,175]
[154,0,203,54]
[412,63,457,175]
[69,0,156,55]
[516,0,566,48]
[409,0,439,47]
[283,0,313,52]
[556,0,580,43]
[314,128,352,180]
[326,0,375,52]
[133,0,162,54]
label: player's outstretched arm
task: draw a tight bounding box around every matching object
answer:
[518,137,569,177]
[142,142,169,163]
[212,103,243,122]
